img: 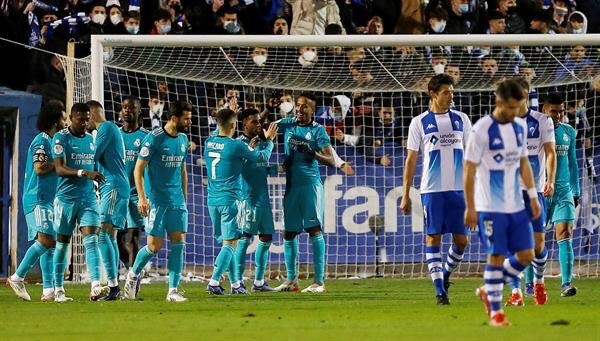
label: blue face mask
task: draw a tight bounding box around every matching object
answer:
[459,3,470,14]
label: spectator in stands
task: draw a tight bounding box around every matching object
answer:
[567,11,587,34]
[286,0,345,35]
[148,92,166,130]
[529,11,555,34]
[486,11,506,34]
[89,2,108,35]
[431,52,448,75]
[124,10,141,35]
[440,0,479,34]
[446,64,461,84]
[547,0,572,33]
[555,45,595,81]
[166,0,190,34]
[105,1,126,34]
[273,16,290,35]
[353,102,402,166]
[298,47,318,67]
[337,0,369,34]
[316,94,353,138]
[495,0,526,34]
[214,7,245,34]
[425,6,449,34]
[480,55,499,78]
[366,16,384,34]
[393,0,424,34]
[150,8,172,35]
[349,59,374,87]
[251,47,268,67]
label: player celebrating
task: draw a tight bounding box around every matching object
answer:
[234,108,278,292]
[506,79,556,306]
[119,97,149,274]
[542,92,580,297]
[400,74,472,305]
[204,108,277,295]
[123,100,192,302]
[464,80,539,327]
[7,101,67,302]
[274,93,337,293]
[88,100,129,300]
[52,103,108,302]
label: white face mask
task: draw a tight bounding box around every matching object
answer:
[252,55,267,66]
[126,25,139,34]
[110,13,122,25]
[572,28,584,34]
[279,102,294,116]
[555,6,568,16]
[459,4,469,14]
[432,21,446,33]
[302,50,317,62]
[150,103,164,115]
[433,63,445,74]
[92,13,106,25]
[159,24,171,34]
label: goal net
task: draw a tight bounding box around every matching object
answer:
[63,34,600,282]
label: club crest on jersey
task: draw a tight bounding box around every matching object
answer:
[305,132,312,140]
[430,135,438,145]
[140,146,149,157]
[529,124,537,135]
[563,133,569,142]
[454,120,460,129]
[89,143,95,151]
[181,144,186,153]
[134,139,141,147]
[493,153,504,163]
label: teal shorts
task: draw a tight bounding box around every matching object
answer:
[25,203,56,241]
[209,202,242,243]
[146,204,188,237]
[546,189,575,224]
[53,198,101,236]
[99,188,129,229]
[283,182,324,233]
[126,194,145,229]
[239,200,275,236]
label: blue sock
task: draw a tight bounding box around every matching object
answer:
[284,238,298,281]
[255,240,271,282]
[131,246,155,276]
[110,235,120,274]
[54,241,69,288]
[83,234,101,283]
[443,244,464,281]
[15,241,47,279]
[311,234,326,284]
[502,255,527,285]
[484,265,505,317]
[98,230,117,285]
[425,246,445,295]
[235,237,250,282]
[40,247,55,289]
[211,244,235,283]
[524,265,534,285]
[532,248,548,283]
[168,241,185,289]
[511,276,521,291]
[558,239,574,286]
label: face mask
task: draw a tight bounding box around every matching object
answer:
[110,14,122,25]
[92,13,106,25]
[302,50,317,62]
[573,28,584,34]
[432,21,446,33]
[150,103,164,115]
[575,107,586,117]
[223,20,241,33]
[252,55,267,66]
[126,25,140,34]
[433,63,445,74]
[555,6,568,16]
[480,49,490,56]
[279,102,294,116]
[331,109,343,121]
[459,4,469,14]
[159,24,171,34]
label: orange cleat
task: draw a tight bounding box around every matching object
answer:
[489,312,511,327]
[476,286,491,317]
[534,283,548,305]
[505,291,524,307]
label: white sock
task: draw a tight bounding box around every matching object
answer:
[254,279,264,286]
[231,281,241,289]
[10,274,23,282]
[209,279,219,286]
[91,280,101,289]
[512,288,522,294]
[108,279,118,287]
[127,271,137,280]
[168,287,178,293]
[55,286,65,293]
[43,288,54,296]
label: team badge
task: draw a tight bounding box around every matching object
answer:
[181,144,186,153]
[563,133,569,142]
[305,132,312,140]
[54,144,63,154]
[90,143,95,151]
[134,139,141,147]
[140,146,150,157]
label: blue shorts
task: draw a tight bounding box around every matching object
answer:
[99,188,129,229]
[126,194,145,229]
[522,191,546,233]
[146,204,188,237]
[25,203,56,241]
[421,191,468,236]
[546,189,575,224]
[283,182,324,233]
[209,202,242,243]
[239,200,275,236]
[478,210,534,256]
[53,198,101,236]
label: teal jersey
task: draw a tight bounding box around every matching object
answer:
[279,118,331,186]
[237,134,276,206]
[138,127,188,206]
[95,121,129,197]
[204,134,273,206]
[52,128,96,202]
[22,132,57,213]
[554,123,580,197]
[121,127,150,195]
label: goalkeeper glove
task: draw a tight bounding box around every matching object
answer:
[574,196,580,207]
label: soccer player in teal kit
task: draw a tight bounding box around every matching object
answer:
[7,101,67,302]
[52,103,107,302]
[542,92,580,297]
[88,100,129,300]
[124,100,192,302]
[204,108,277,295]
[274,94,337,293]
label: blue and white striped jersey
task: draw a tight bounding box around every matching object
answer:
[521,109,555,192]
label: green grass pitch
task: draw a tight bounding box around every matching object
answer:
[1,278,599,340]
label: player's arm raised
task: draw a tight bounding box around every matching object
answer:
[242,122,277,163]
[543,141,556,197]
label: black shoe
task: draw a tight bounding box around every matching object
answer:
[102,286,124,301]
[443,279,453,293]
[436,293,450,305]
